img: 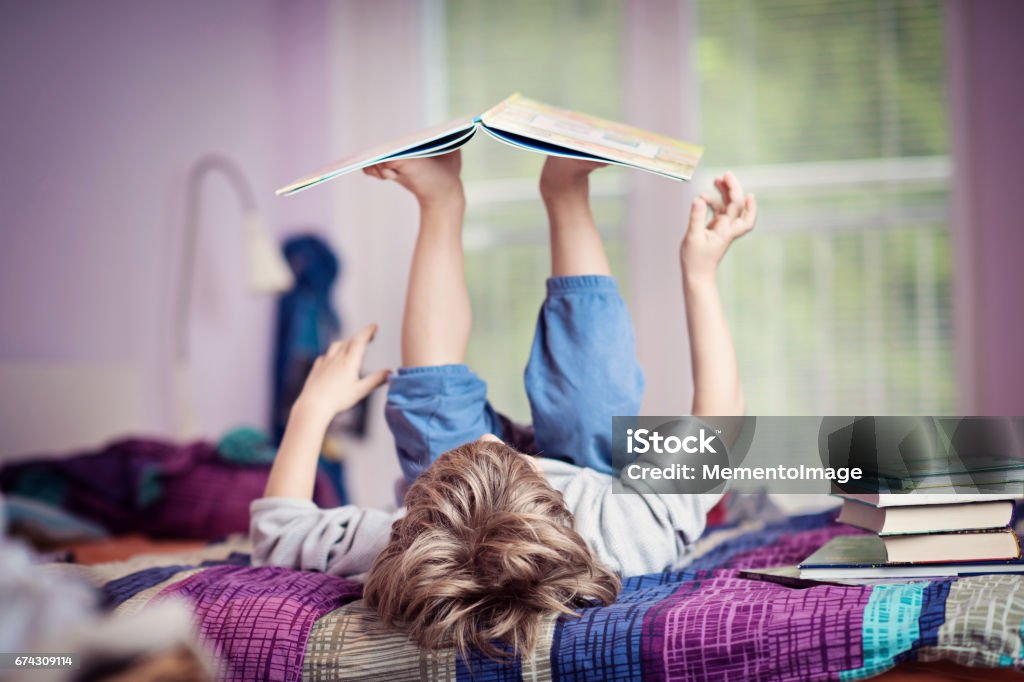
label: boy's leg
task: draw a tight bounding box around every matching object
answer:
[525,158,645,473]
[541,158,613,278]
[367,154,502,483]
[399,188,472,368]
[387,364,503,483]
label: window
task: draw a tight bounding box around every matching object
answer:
[432,0,953,419]
[437,0,629,421]
[695,0,953,414]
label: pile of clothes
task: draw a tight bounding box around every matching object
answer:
[0,430,339,543]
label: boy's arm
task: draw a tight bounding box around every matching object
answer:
[680,172,758,417]
[263,323,391,500]
[250,497,397,576]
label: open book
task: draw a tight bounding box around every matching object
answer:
[276,93,704,196]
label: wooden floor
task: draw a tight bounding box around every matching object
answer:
[53,534,208,564]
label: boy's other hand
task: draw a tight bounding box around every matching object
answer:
[294,324,391,423]
[681,171,758,282]
[539,156,607,201]
[363,151,464,210]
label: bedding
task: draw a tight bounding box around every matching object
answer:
[48,509,1024,681]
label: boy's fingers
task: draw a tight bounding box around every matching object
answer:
[380,168,398,180]
[725,171,744,198]
[344,323,379,359]
[724,172,744,219]
[714,177,736,219]
[699,192,725,215]
[714,176,729,204]
[357,368,392,395]
[327,339,347,357]
[686,197,708,235]
[359,322,379,342]
[741,194,758,233]
[729,194,758,238]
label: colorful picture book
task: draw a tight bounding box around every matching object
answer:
[276,93,704,196]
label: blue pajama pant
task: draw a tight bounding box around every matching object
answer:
[385,275,644,483]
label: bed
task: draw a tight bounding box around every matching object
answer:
[46,509,1024,681]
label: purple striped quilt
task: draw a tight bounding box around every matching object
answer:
[78,510,1024,681]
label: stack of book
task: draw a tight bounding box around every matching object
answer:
[800,492,1022,579]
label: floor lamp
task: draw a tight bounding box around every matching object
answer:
[174,154,294,438]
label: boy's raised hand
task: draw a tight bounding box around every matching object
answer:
[363,150,464,209]
[295,324,391,423]
[266,324,390,500]
[680,171,757,281]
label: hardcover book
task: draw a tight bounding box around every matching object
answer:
[799,534,1024,579]
[833,489,1020,507]
[836,499,1014,534]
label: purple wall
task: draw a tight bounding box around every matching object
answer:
[948,0,1024,414]
[0,1,334,450]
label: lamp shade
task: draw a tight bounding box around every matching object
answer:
[244,213,294,294]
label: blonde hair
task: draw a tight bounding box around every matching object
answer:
[364,440,620,660]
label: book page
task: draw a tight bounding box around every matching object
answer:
[480,94,703,181]
[276,116,477,196]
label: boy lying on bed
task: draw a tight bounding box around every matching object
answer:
[251,151,757,658]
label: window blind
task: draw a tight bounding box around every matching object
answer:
[433,0,953,418]
[695,0,953,414]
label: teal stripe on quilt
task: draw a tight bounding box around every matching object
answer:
[839,583,926,682]
[998,610,1024,666]
[1001,614,1024,666]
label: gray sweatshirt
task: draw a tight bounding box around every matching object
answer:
[250,458,720,579]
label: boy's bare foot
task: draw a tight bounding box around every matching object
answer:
[363,150,465,212]
[539,156,607,202]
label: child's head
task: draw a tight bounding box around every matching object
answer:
[364,439,620,660]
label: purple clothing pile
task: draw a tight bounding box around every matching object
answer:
[1,437,339,539]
